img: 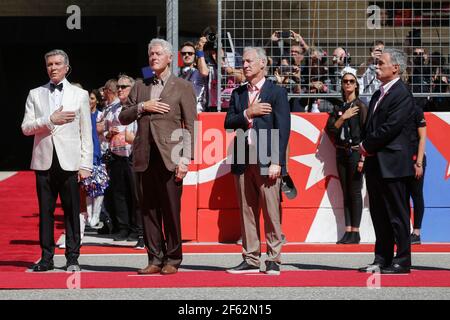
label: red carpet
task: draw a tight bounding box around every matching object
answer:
[0,270,449,289]
[0,171,65,272]
[1,171,450,290]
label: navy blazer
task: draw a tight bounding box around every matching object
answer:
[362,79,415,178]
[224,80,291,176]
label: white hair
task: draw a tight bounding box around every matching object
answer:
[118,74,135,88]
[148,38,173,56]
[243,47,267,66]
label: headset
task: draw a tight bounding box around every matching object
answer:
[66,64,72,77]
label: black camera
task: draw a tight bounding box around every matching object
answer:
[277,31,292,39]
[280,65,294,75]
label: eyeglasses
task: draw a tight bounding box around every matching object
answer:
[342,79,356,84]
[116,85,130,90]
[181,52,195,56]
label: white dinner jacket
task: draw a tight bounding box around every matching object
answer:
[21,79,93,171]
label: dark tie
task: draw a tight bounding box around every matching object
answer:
[50,82,63,92]
[151,77,163,86]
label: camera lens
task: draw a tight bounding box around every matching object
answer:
[207,33,217,43]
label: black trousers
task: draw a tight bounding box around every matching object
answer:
[336,149,363,228]
[137,145,183,267]
[365,158,411,268]
[107,154,136,233]
[408,155,426,229]
[35,151,80,263]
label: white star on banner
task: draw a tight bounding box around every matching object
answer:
[291,132,339,190]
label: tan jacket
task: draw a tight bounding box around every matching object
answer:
[119,75,197,172]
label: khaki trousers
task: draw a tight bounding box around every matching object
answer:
[234,164,283,266]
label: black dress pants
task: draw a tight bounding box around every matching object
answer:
[35,151,80,263]
[137,144,183,267]
[108,154,136,234]
[365,158,412,268]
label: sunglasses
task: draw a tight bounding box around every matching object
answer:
[342,79,356,84]
[181,52,195,56]
[116,85,130,90]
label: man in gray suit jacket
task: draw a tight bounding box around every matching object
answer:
[22,49,93,272]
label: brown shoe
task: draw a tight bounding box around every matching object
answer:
[161,264,178,275]
[137,264,162,275]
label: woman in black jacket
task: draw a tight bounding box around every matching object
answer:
[325,71,368,244]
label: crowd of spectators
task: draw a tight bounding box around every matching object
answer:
[183,28,449,113]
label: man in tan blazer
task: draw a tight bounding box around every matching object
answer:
[119,39,197,275]
[22,49,93,272]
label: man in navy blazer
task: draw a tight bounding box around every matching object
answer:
[359,48,415,274]
[225,47,290,275]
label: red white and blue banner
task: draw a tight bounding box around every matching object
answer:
[179,113,450,243]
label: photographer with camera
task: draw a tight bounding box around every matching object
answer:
[410,47,432,110]
[357,40,384,105]
[200,26,220,111]
[429,71,450,111]
[270,57,301,94]
[179,39,209,113]
[329,47,355,92]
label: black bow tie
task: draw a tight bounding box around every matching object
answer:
[50,82,63,92]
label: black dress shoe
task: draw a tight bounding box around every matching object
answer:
[32,260,54,272]
[358,263,383,273]
[381,264,410,274]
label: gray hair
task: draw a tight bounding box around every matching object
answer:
[104,79,118,93]
[243,47,267,66]
[45,49,69,66]
[383,48,407,74]
[118,74,135,88]
[148,38,173,55]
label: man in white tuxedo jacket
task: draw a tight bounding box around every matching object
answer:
[21,49,93,272]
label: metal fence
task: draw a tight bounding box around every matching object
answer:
[217,0,450,111]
